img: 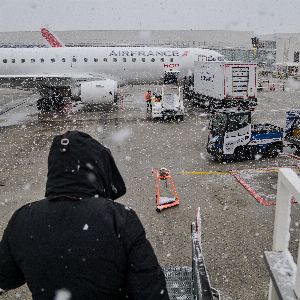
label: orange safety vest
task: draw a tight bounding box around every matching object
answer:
[144,92,152,101]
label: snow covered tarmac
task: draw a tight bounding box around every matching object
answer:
[0,81,300,299]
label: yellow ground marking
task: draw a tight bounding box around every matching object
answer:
[179,168,300,175]
[179,171,231,175]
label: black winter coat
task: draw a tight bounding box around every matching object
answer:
[0,131,169,300]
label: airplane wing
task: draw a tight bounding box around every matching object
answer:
[0,73,109,89]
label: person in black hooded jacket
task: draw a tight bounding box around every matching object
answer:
[0,130,169,300]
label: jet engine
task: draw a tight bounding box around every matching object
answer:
[76,79,118,104]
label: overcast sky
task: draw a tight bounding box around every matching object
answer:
[0,0,299,35]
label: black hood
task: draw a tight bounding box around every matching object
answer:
[45,130,126,200]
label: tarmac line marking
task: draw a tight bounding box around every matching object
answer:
[231,167,298,206]
[179,166,299,176]
[231,172,276,207]
[254,167,300,173]
[180,171,230,175]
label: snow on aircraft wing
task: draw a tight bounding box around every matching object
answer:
[0,73,108,89]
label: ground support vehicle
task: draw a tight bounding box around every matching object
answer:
[285,110,300,151]
[206,110,284,161]
[190,61,257,111]
[150,85,184,120]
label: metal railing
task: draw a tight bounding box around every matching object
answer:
[192,208,219,300]
[265,168,300,299]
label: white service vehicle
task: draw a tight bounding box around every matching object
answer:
[191,61,258,111]
[151,85,184,120]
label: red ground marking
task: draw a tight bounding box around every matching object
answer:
[230,172,275,206]
[230,166,298,206]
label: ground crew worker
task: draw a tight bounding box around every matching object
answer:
[0,130,169,300]
[144,89,152,112]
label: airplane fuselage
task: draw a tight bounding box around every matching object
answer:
[0,47,224,84]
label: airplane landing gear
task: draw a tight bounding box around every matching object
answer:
[37,93,64,113]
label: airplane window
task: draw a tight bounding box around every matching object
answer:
[31,59,35,63]
[113,58,117,62]
[142,58,145,62]
[103,58,107,62]
[62,58,66,62]
[123,58,126,62]
[84,58,88,62]
[11,59,15,63]
[170,58,174,62]
[21,59,25,63]
[132,58,136,62]
[3,59,7,63]
[72,57,77,62]
[40,58,44,63]
[151,58,155,62]
[94,58,98,62]
[160,58,164,62]
[51,58,55,63]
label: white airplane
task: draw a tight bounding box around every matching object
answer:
[0,46,224,111]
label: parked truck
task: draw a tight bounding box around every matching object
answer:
[206,109,300,161]
[190,61,258,111]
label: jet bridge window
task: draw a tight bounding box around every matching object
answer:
[94,58,98,62]
[21,59,25,63]
[123,58,126,62]
[51,58,55,63]
[113,58,117,62]
[3,59,7,63]
[84,58,88,62]
[132,58,136,62]
[31,59,35,63]
[151,58,155,62]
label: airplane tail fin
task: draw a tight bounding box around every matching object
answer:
[41,28,65,47]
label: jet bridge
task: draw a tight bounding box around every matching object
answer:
[163,208,219,299]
